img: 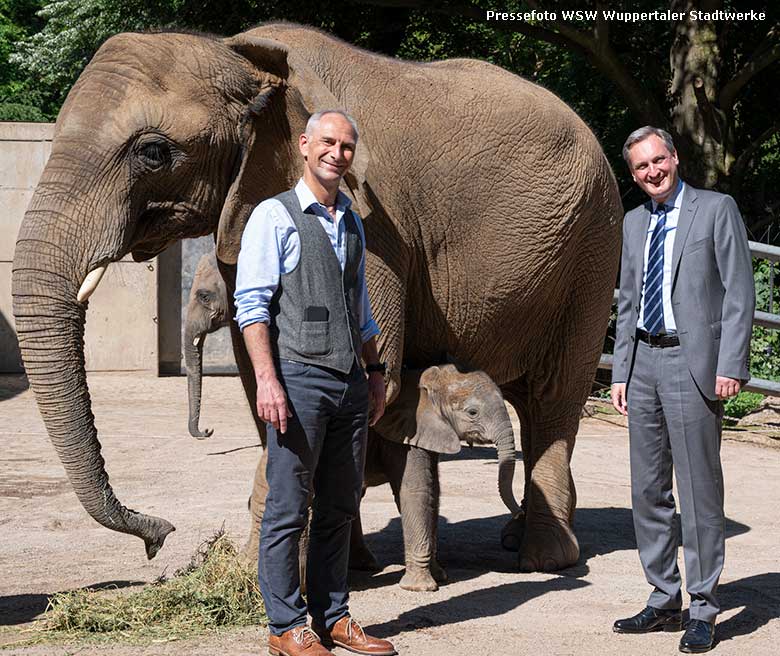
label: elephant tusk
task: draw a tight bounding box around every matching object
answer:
[77,265,108,302]
[193,336,201,347]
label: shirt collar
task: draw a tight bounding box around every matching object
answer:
[294,178,352,215]
[652,178,684,213]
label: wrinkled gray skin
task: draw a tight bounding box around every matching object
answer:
[184,252,230,438]
[12,24,620,568]
[354,364,516,592]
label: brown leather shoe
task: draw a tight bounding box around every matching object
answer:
[268,626,333,656]
[318,615,397,655]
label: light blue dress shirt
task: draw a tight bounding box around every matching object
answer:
[234,179,380,343]
[637,180,685,332]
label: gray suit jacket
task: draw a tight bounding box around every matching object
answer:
[612,185,755,400]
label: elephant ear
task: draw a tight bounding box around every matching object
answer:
[373,367,460,454]
[409,390,461,455]
[215,34,374,265]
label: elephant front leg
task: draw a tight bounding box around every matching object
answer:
[390,445,445,592]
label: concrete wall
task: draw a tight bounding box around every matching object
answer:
[1,122,54,372]
[1,122,237,375]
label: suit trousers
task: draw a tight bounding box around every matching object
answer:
[627,341,725,623]
[258,359,369,636]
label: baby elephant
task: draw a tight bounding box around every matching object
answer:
[351,364,520,591]
[184,251,230,438]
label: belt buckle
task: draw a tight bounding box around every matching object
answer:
[644,331,663,347]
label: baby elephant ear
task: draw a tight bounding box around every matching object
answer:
[408,366,461,454]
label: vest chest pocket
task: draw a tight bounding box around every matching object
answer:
[300,321,331,355]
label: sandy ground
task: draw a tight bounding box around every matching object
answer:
[1,372,779,655]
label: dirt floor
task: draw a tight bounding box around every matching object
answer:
[1,372,779,655]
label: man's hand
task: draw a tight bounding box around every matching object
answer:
[256,373,292,433]
[367,371,386,426]
[611,383,628,416]
[715,376,741,400]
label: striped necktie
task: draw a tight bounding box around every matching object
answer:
[643,204,668,336]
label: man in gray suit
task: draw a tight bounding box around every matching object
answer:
[611,126,754,653]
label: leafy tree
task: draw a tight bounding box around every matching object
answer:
[356,0,779,238]
[0,0,46,119]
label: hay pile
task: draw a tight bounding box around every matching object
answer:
[39,531,265,642]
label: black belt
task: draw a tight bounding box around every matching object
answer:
[636,329,680,348]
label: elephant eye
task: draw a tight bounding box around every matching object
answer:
[197,290,215,304]
[137,140,171,169]
[466,407,479,418]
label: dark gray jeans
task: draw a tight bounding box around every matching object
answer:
[258,359,368,636]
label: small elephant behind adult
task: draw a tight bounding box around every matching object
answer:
[184,251,230,438]
[350,364,519,592]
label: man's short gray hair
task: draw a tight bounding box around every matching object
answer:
[622,126,675,164]
[305,109,359,142]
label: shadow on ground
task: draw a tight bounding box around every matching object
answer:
[0,374,29,402]
[717,572,780,642]
[357,506,750,593]
[575,508,750,559]
[364,575,590,638]
[0,580,145,626]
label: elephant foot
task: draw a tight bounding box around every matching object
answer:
[430,558,448,584]
[501,514,525,552]
[518,516,579,572]
[400,565,439,592]
[349,544,381,572]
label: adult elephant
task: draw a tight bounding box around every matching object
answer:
[12,23,621,570]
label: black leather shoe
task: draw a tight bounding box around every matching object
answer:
[679,619,715,653]
[613,606,683,633]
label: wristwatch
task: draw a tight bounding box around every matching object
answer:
[365,362,387,375]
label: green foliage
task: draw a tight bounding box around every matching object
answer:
[0,101,47,120]
[724,391,764,419]
[0,0,47,119]
[39,532,264,643]
[750,258,780,381]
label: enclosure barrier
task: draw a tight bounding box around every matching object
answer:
[599,241,780,396]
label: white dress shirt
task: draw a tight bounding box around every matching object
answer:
[637,180,685,333]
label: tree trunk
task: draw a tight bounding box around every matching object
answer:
[669,0,734,190]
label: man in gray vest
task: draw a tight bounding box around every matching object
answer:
[235,110,396,656]
[611,126,754,653]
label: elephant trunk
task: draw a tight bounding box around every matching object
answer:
[494,412,522,518]
[184,321,213,438]
[12,212,175,559]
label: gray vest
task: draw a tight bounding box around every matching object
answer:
[269,189,363,374]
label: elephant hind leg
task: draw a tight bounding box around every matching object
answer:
[348,489,381,572]
[503,381,581,572]
[503,255,613,571]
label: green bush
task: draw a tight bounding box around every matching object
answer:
[0,101,47,121]
[724,391,764,419]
